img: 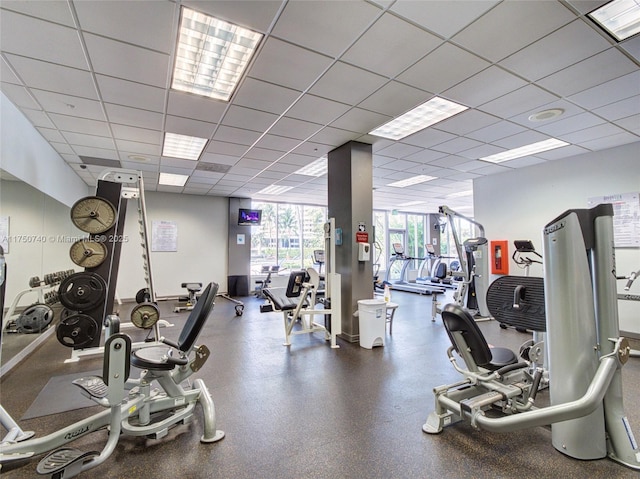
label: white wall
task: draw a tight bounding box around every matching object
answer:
[116,191,228,299]
[474,142,640,335]
[0,93,88,207]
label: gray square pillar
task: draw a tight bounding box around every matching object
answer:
[327,141,374,343]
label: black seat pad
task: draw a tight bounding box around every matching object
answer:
[131,347,177,370]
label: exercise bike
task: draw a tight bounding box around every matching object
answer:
[0,282,224,478]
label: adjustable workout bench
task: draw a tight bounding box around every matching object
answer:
[174,282,202,313]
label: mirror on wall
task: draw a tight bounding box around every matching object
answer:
[0,171,82,374]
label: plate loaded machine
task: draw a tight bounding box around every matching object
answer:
[0,282,224,478]
[263,219,342,348]
[432,206,491,321]
[423,204,639,471]
[58,169,168,362]
[617,267,640,358]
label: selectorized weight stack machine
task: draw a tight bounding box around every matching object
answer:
[423,204,639,471]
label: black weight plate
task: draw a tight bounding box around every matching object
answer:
[56,314,98,348]
[16,303,54,333]
[60,308,75,320]
[58,272,106,312]
[135,288,150,304]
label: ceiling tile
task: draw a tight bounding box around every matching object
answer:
[213,125,262,146]
[330,108,390,134]
[466,120,526,143]
[269,116,323,140]
[48,113,111,136]
[4,54,97,99]
[594,96,640,122]
[116,140,162,157]
[398,42,490,95]
[104,103,164,130]
[222,105,278,132]
[285,93,351,124]
[271,0,381,57]
[358,81,432,117]
[254,134,302,152]
[431,137,484,155]
[75,0,176,53]
[0,83,41,109]
[500,20,612,81]
[1,0,76,26]
[83,33,170,88]
[434,109,500,136]
[165,115,217,138]
[402,128,456,149]
[341,12,442,78]
[62,132,116,150]
[537,48,639,97]
[233,77,301,115]
[536,112,606,136]
[568,71,640,110]
[0,10,88,70]
[167,90,227,123]
[30,89,105,121]
[479,85,559,119]
[310,61,388,105]
[111,124,162,144]
[452,0,575,62]
[391,0,499,39]
[442,66,528,108]
[248,37,333,91]
[96,75,165,112]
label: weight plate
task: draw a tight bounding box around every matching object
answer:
[130,302,160,329]
[135,288,150,304]
[56,314,99,348]
[61,308,75,320]
[16,303,54,334]
[69,239,108,268]
[70,196,117,234]
[58,272,106,311]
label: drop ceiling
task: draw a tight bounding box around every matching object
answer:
[1,0,639,215]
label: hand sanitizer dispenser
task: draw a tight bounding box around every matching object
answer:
[358,242,370,262]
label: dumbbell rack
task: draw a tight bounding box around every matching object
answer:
[65,169,171,363]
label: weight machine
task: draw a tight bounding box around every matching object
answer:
[432,206,491,321]
[0,282,224,477]
[424,204,639,471]
[617,267,640,358]
[262,219,342,348]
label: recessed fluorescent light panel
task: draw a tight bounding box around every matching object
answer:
[257,185,293,195]
[398,201,425,207]
[162,132,208,161]
[159,172,189,186]
[588,0,640,42]
[480,139,569,164]
[387,175,436,188]
[295,157,327,177]
[447,190,473,198]
[369,97,468,140]
[172,7,263,101]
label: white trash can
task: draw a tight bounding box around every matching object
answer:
[358,299,386,349]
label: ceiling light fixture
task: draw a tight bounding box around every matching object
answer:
[295,157,327,177]
[159,172,189,186]
[398,200,425,207]
[480,138,569,164]
[369,97,468,141]
[446,190,473,198]
[588,0,640,42]
[162,132,208,161]
[387,175,436,188]
[257,184,293,195]
[172,7,263,101]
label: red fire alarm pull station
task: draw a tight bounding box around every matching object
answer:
[491,240,509,275]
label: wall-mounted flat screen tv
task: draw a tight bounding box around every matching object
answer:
[238,208,262,226]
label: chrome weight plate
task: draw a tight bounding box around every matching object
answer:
[58,272,106,311]
[69,239,108,268]
[70,196,116,234]
[130,302,160,329]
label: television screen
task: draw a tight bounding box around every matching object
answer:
[238,208,262,226]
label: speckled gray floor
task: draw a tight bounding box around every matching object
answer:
[1,290,639,478]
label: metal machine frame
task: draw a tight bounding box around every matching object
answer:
[423,204,639,471]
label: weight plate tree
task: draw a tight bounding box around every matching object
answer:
[58,272,107,312]
[69,239,108,268]
[70,196,116,234]
[130,303,160,329]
